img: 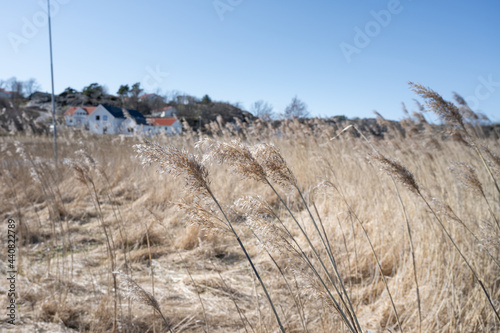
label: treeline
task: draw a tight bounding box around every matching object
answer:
[1,76,317,122]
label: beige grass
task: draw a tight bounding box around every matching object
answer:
[1,101,499,332]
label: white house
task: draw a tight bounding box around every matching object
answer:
[151,106,177,118]
[147,118,182,135]
[64,106,96,127]
[87,104,148,135]
[121,117,156,136]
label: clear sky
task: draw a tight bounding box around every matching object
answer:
[1,0,499,121]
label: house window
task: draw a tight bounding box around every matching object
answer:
[69,119,73,123]
[128,128,134,133]
[103,115,108,121]
[96,115,100,121]
[103,126,108,134]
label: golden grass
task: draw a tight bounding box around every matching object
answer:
[1,97,499,332]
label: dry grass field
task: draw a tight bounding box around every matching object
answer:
[1,87,499,332]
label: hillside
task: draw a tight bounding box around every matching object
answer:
[21,91,255,128]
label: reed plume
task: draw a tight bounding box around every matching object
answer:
[250,143,297,190]
[196,138,267,183]
[134,140,286,333]
[449,162,484,196]
[134,141,210,198]
[410,82,500,195]
[450,161,500,230]
[370,154,419,194]
[409,82,465,130]
[114,271,174,333]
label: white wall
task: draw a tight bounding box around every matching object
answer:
[88,105,123,135]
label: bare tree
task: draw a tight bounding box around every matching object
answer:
[23,78,41,97]
[163,90,182,104]
[284,95,309,119]
[251,100,274,121]
[6,77,24,97]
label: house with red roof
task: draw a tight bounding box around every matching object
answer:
[64,106,97,127]
[147,117,182,135]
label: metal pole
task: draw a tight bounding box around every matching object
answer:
[48,0,58,163]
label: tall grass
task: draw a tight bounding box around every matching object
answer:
[1,85,499,332]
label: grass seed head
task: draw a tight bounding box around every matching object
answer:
[449,162,484,196]
[196,138,267,183]
[63,149,97,185]
[430,197,462,224]
[371,154,419,194]
[175,198,231,233]
[409,82,465,130]
[134,141,210,197]
[114,271,162,313]
[250,143,297,189]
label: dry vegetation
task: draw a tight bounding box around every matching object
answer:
[1,85,499,332]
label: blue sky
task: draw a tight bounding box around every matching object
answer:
[1,0,499,121]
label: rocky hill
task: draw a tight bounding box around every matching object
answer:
[27,91,121,113]
[0,91,257,134]
[174,101,255,128]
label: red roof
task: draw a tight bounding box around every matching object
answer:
[148,118,177,126]
[140,93,160,100]
[152,106,173,113]
[64,106,97,116]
